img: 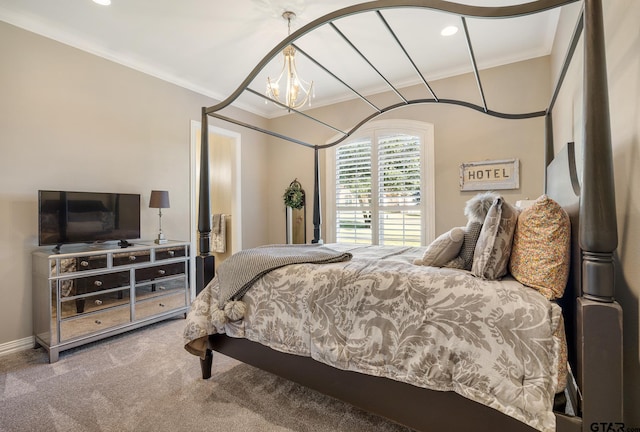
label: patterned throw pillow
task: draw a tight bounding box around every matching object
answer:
[471,197,519,280]
[414,227,465,267]
[509,195,571,299]
[444,222,482,270]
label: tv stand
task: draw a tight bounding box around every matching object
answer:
[32,240,191,362]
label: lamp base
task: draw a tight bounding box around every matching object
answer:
[155,232,168,244]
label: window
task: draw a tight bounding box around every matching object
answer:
[326,120,434,246]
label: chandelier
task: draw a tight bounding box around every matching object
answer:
[266,11,314,111]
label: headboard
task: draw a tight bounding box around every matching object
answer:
[545,142,581,377]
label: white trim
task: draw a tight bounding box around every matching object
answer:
[0,336,35,357]
[325,119,435,245]
[189,121,242,300]
[326,146,337,242]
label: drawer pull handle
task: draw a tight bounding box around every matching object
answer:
[159,303,165,307]
[129,255,137,261]
[80,261,89,267]
[168,250,175,257]
[95,320,102,325]
[94,280,103,287]
[95,299,103,305]
[157,269,166,276]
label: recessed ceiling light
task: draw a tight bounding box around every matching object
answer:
[93,0,111,5]
[441,26,458,36]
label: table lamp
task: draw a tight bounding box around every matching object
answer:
[149,190,170,244]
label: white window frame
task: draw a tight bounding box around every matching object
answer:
[325,119,435,245]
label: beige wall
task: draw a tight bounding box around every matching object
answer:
[551,0,640,424]
[266,56,550,244]
[0,21,269,346]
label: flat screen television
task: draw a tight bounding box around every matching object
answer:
[38,190,141,249]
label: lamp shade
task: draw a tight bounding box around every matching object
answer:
[149,190,170,209]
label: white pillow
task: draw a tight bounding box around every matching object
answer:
[414,227,465,267]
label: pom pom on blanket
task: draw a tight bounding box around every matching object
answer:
[224,300,246,321]
[211,301,228,329]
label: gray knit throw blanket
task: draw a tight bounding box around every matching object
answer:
[217,244,352,307]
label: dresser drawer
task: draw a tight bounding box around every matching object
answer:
[135,263,185,282]
[135,278,185,301]
[75,270,130,296]
[60,305,131,341]
[60,289,130,319]
[135,292,186,320]
[113,250,151,267]
[155,246,187,261]
[51,258,80,276]
[76,255,108,272]
[50,255,108,276]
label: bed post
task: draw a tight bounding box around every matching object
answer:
[578,0,623,427]
[196,108,215,294]
[312,147,322,244]
[544,113,554,190]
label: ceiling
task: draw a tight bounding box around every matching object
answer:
[0,0,574,118]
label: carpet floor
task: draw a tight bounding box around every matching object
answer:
[0,318,412,432]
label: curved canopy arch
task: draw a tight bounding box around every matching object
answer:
[204,0,580,149]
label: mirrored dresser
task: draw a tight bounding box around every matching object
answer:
[32,240,191,362]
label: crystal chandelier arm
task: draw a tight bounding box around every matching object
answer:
[265,15,315,111]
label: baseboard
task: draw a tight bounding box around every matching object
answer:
[0,335,35,357]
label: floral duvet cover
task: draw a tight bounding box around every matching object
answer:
[184,244,565,432]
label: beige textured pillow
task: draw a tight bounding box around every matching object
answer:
[414,227,465,267]
[472,197,519,280]
[509,195,571,299]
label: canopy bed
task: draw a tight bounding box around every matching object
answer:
[185,1,623,431]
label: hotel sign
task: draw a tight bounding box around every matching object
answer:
[459,159,519,191]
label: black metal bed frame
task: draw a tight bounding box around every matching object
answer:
[195,1,623,430]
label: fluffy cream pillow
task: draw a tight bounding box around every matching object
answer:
[414,227,465,267]
[509,195,571,299]
[472,197,519,280]
[443,192,499,271]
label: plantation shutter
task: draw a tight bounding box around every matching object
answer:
[335,137,372,244]
[334,132,423,246]
[377,133,422,245]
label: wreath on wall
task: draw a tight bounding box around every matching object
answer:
[283,179,305,209]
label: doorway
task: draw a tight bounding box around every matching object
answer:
[189,120,242,298]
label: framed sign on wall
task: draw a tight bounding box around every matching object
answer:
[459,159,519,191]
